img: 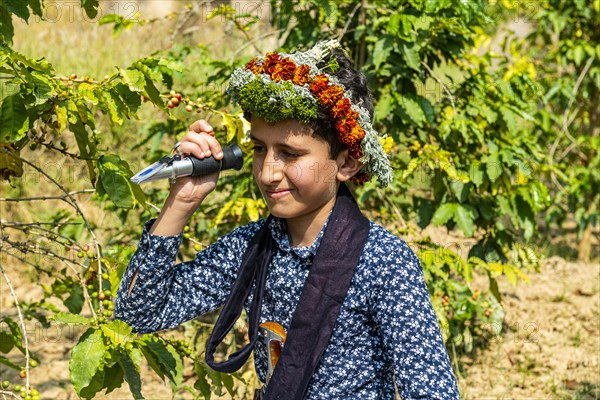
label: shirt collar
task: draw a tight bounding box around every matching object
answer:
[268,214,330,260]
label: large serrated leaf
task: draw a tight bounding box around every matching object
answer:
[97,154,145,208]
[431,203,456,226]
[120,348,144,399]
[3,0,30,21]
[53,312,91,325]
[139,338,182,385]
[455,204,478,237]
[0,94,29,142]
[70,328,106,396]
[101,320,133,345]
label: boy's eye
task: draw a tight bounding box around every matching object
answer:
[281,151,300,158]
[252,144,265,153]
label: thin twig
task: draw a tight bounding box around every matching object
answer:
[2,251,55,276]
[0,389,20,399]
[336,2,363,41]
[1,236,87,269]
[0,189,95,202]
[0,254,31,392]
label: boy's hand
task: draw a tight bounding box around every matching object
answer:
[168,119,223,208]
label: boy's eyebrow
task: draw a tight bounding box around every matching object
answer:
[248,134,305,150]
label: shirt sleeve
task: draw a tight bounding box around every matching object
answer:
[371,241,460,399]
[114,219,262,333]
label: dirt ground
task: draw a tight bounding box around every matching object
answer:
[1,246,598,399]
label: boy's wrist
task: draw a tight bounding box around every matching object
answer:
[149,196,202,236]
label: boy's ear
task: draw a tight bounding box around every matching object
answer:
[335,149,364,182]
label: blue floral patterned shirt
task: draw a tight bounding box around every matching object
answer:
[115,217,460,399]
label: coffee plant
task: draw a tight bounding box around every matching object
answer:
[0,0,595,398]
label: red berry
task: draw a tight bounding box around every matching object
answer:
[167,100,175,109]
[175,93,182,101]
[170,97,180,106]
[185,105,193,112]
[98,292,106,301]
[19,370,26,379]
[70,74,77,80]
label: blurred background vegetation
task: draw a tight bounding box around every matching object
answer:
[0,0,598,399]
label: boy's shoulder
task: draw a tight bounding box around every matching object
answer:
[361,220,420,271]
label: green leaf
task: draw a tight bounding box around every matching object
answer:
[431,203,456,226]
[64,283,84,314]
[0,330,14,353]
[103,362,125,394]
[70,328,106,397]
[115,83,142,115]
[139,338,182,385]
[0,354,21,370]
[0,94,29,142]
[0,6,15,44]
[29,71,54,105]
[4,317,25,354]
[372,37,393,70]
[120,349,144,399]
[402,44,421,71]
[27,0,43,17]
[119,68,145,92]
[97,154,146,209]
[142,77,163,107]
[2,0,30,21]
[80,0,99,19]
[52,312,91,325]
[78,83,98,104]
[396,94,426,126]
[485,157,502,183]
[101,320,134,345]
[455,204,478,237]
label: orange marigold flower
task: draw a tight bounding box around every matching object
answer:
[271,58,296,81]
[245,57,260,73]
[331,98,352,118]
[337,120,365,146]
[262,52,282,74]
[317,84,345,108]
[292,64,311,86]
[309,74,330,95]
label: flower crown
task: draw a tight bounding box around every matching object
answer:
[227,40,393,187]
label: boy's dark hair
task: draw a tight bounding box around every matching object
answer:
[244,48,374,158]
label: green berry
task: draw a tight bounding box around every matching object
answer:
[14,384,21,391]
[183,233,190,239]
[87,284,94,290]
[77,251,84,258]
[29,359,37,368]
[184,225,190,232]
[2,380,9,389]
[102,272,109,280]
[103,290,112,297]
[194,243,202,252]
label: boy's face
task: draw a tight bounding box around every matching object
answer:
[250,117,342,224]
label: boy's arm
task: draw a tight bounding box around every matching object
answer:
[114,218,262,333]
[372,243,460,399]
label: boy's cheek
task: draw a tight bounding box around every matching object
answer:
[307,160,339,183]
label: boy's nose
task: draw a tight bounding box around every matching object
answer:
[258,153,284,185]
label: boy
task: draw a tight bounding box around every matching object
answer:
[115,41,460,399]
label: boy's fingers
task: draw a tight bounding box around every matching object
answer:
[189,119,213,134]
[180,130,223,159]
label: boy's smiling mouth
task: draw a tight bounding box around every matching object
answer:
[266,188,293,199]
